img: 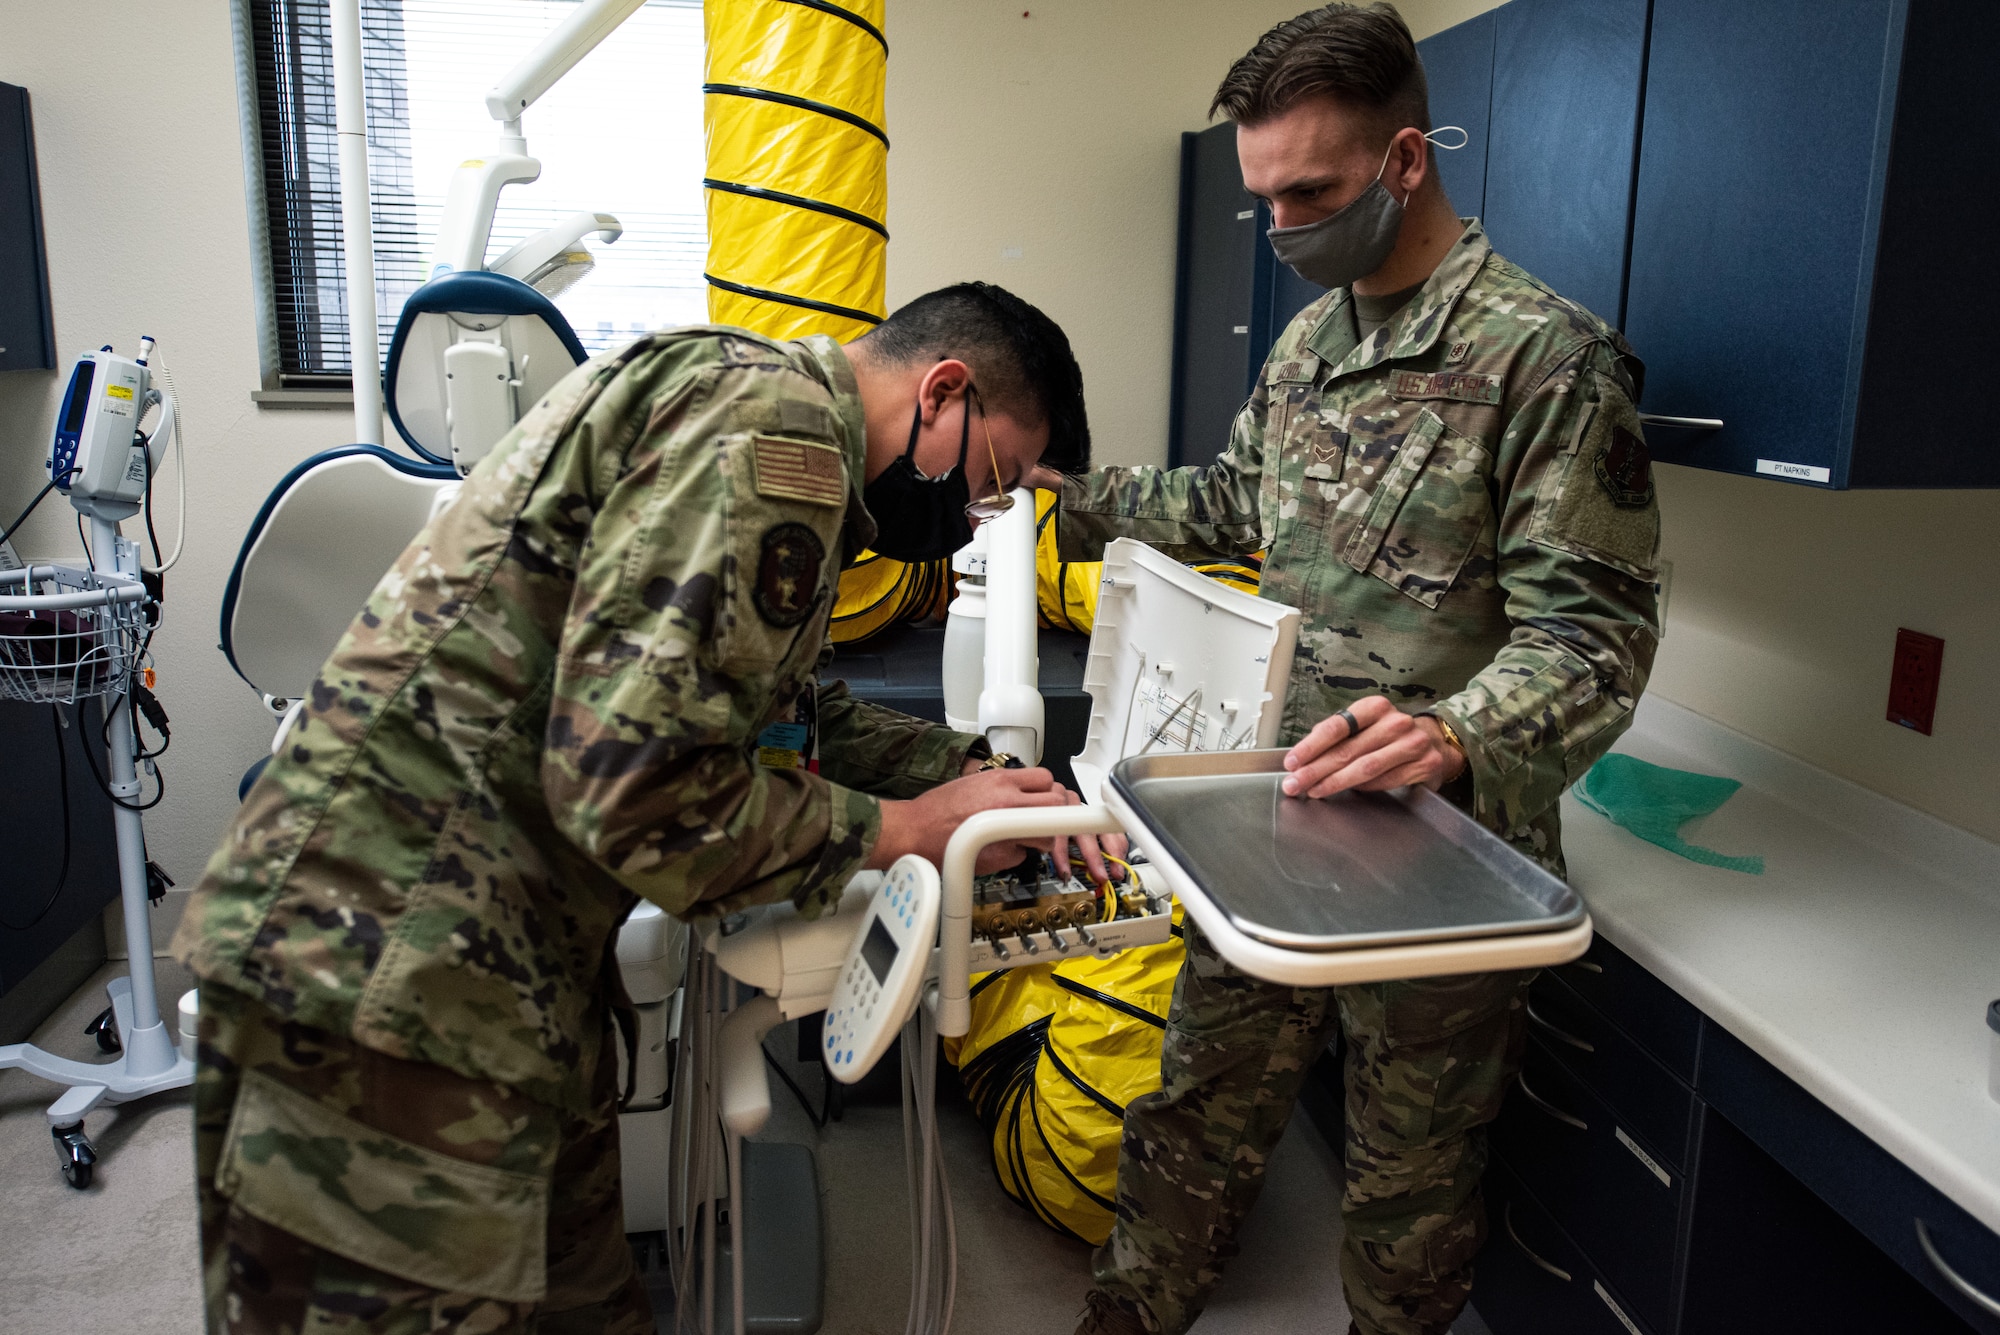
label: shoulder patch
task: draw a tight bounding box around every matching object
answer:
[754,523,827,628]
[718,334,789,366]
[753,436,846,508]
[1595,425,1654,508]
[1390,370,1503,406]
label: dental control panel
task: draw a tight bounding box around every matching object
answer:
[823,855,940,1084]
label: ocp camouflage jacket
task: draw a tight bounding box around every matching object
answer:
[1058,222,1661,872]
[176,329,982,1112]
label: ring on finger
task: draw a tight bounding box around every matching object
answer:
[1335,706,1360,740]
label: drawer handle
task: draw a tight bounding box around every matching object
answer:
[1517,1071,1590,1132]
[1916,1218,2000,1318]
[1526,999,1595,1053]
[1637,414,1725,430]
[1566,959,1604,975]
[1504,1201,1574,1283]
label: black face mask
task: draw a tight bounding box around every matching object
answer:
[862,395,974,562]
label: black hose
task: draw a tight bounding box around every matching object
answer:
[762,1040,832,1130]
[78,701,166,812]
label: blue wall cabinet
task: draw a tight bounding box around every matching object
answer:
[1168,125,1328,469]
[0,82,57,374]
[1624,0,2000,488]
[1169,124,1263,469]
[1481,0,1648,329]
[1468,935,1995,1335]
[1417,10,1495,221]
[1417,0,1648,330]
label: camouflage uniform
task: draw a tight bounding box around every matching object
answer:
[174,328,988,1330]
[1057,222,1660,1335]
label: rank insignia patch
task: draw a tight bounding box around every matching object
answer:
[753,436,846,508]
[1595,425,1654,508]
[754,523,826,628]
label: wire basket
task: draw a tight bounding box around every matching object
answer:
[0,564,151,705]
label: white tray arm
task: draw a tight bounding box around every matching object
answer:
[937,804,1126,1037]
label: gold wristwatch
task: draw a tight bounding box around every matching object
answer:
[1432,716,1468,764]
[977,752,1024,772]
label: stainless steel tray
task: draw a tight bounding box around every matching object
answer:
[1109,750,1585,952]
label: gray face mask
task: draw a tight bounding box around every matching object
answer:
[1264,128,1466,290]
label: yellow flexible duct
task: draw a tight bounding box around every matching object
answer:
[1031,491,1264,638]
[703,0,888,342]
[950,904,1188,1245]
[702,0,940,628]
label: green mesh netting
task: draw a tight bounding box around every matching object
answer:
[1576,754,1764,875]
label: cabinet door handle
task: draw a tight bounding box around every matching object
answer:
[1517,1071,1589,1131]
[1526,999,1595,1053]
[1916,1218,2000,1318]
[1637,414,1725,430]
[1503,1201,1574,1283]
[1565,959,1604,975]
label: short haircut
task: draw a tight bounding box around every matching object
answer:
[1211,3,1430,144]
[856,282,1090,474]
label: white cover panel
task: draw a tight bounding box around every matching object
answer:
[229,455,453,700]
[1070,539,1301,803]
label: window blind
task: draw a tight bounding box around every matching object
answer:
[249,0,707,385]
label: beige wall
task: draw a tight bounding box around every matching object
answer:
[0,0,1988,924]
[1649,472,2000,842]
[0,1,358,917]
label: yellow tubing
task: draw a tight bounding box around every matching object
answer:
[952,903,1188,1244]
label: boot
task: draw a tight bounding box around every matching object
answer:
[1073,1290,1148,1335]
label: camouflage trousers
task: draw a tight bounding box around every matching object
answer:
[193,983,652,1334]
[1092,924,1533,1335]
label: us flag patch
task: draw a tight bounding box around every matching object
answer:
[753,436,846,508]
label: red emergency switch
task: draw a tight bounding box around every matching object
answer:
[1886,629,1944,735]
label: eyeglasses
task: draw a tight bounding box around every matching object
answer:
[964,387,1017,520]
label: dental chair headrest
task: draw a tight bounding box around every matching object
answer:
[385,270,589,469]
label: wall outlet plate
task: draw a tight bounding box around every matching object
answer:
[1887,628,1944,735]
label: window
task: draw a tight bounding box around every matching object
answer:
[247,0,707,387]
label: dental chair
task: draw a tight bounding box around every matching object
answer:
[219,269,690,1234]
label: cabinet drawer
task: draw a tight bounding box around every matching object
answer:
[1528,972,1697,1171]
[1699,1024,2000,1332]
[1683,1104,1981,1335]
[1494,1035,1683,1333]
[1478,1158,1660,1335]
[1547,933,1701,1080]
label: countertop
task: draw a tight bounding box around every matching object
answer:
[1561,696,2000,1234]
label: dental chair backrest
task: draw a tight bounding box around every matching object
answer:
[224,271,593,709]
[221,289,678,998]
[221,445,459,708]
